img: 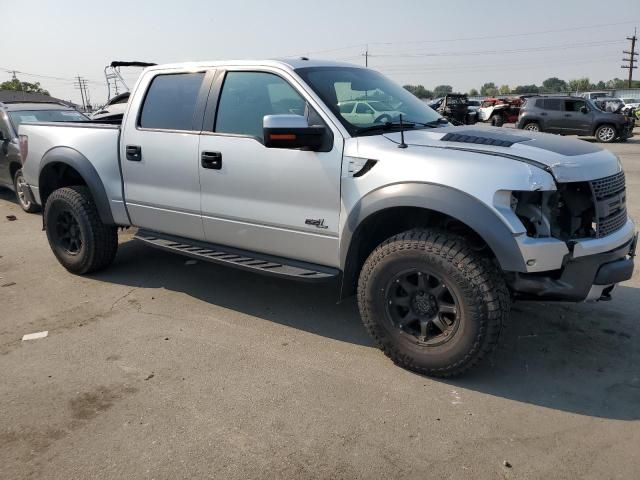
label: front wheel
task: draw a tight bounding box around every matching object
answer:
[44,186,118,274]
[523,121,540,132]
[595,124,617,143]
[357,229,510,377]
[13,169,40,213]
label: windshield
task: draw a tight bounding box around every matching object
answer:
[8,109,87,130]
[296,67,442,135]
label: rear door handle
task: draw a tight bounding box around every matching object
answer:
[540,112,547,116]
[201,151,222,170]
[564,114,572,117]
[126,145,141,161]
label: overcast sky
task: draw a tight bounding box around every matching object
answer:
[2,0,639,105]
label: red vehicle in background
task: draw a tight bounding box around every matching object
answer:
[477,96,524,126]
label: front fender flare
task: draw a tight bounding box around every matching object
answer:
[340,182,527,274]
[39,146,115,225]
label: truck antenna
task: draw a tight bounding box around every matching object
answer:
[398,114,408,149]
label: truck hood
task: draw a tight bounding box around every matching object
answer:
[378,126,621,182]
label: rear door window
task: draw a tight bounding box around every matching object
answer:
[139,72,205,130]
[544,99,563,111]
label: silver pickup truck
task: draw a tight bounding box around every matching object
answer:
[19,59,637,377]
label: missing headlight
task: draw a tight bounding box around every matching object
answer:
[512,182,595,240]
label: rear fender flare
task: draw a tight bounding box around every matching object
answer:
[39,146,115,225]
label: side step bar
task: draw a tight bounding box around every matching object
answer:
[134,229,339,281]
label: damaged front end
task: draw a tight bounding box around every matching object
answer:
[507,170,636,302]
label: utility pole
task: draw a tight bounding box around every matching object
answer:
[622,28,638,88]
[363,44,369,67]
[74,75,87,111]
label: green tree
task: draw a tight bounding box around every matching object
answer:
[567,78,590,92]
[513,84,539,94]
[468,88,479,96]
[403,84,433,99]
[594,81,606,90]
[432,84,453,98]
[480,82,498,96]
[541,77,567,92]
[498,85,510,95]
[0,77,50,95]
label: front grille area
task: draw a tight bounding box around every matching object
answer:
[591,171,625,200]
[590,171,627,238]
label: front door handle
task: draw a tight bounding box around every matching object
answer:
[126,145,141,161]
[540,112,547,116]
[564,114,572,117]
[201,151,222,170]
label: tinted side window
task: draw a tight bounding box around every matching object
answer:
[215,72,306,140]
[140,73,204,130]
[535,98,545,108]
[564,100,586,112]
[544,99,563,111]
[339,102,355,113]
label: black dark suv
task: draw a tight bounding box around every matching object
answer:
[0,100,86,212]
[516,96,634,143]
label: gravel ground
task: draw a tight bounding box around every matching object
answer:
[1,135,639,479]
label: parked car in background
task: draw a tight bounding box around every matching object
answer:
[516,96,634,143]
[90,92,130,122]
[582,92,611,100]
[338,99,402,125]
[0,101,87,212]
[434,94,476,125]
[477,97,523,126]
[19,59,637,377]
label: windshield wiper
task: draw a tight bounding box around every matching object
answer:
[355,118,446,135]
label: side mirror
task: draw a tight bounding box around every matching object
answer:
[263,115,325,151]
[580,106,588,114]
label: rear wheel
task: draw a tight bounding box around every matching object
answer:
[13,169,40,213]
[491,114,504,127]
[523,121,540,132]
[357,229,510,377]
[44,186,118,274]
[595,124,616,143]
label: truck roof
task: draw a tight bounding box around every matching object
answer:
[143,58,360,72]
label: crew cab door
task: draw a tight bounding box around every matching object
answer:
[197,69,343,267]
[541,98,566,133]
[562,98,592,135]
[120,70,212,240]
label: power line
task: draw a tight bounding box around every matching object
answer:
[0,66,102,84]
[370,39,623,59]
[285,20,639,58]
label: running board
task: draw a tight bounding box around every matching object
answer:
[134,229,339,281]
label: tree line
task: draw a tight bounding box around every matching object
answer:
[404,77,640,99]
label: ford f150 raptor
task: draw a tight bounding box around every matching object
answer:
[18,59,637,377]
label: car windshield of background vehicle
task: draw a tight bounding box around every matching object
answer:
[296,67,441,135]
[8,110,87,130]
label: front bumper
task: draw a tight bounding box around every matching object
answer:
[508,232,636,302]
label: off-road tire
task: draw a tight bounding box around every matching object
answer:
[13,169,40,213]
[44,186,118,274]
[357,229,510,377]
[595,124,617,143]
[491,114,504,127]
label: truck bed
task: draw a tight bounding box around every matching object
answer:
[19,121,129,225]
